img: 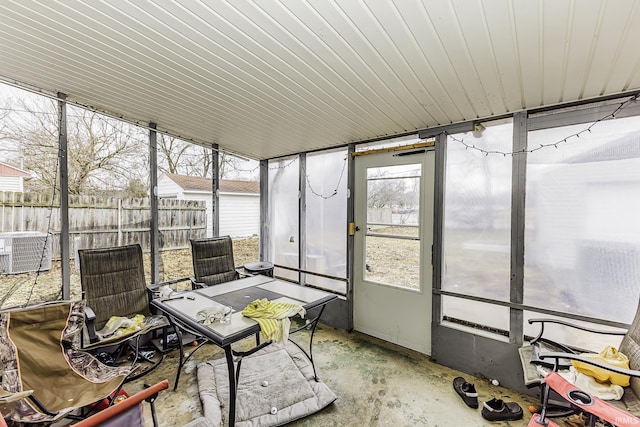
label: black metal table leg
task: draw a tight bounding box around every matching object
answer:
[166,315,210,391]
[165,315,186,391]
[224,340,273,426]
[289,304,326,381]
[225,346,236,427]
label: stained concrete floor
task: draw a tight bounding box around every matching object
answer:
[128,324,539,427]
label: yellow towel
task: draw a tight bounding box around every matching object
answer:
[241,298,305,343]
[99,314,145,338]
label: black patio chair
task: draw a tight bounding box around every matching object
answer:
[78,244,186,380]
[190,236,247,288]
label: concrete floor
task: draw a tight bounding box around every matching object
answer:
[128,324,539,427]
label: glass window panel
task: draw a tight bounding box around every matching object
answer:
[65,105,155,285]
[443,119,513,306]
[0,91,155,305]
[523,311,624,353]
[367,168,420,228]
[524,114,640,324]
[305,150,347,294]
[0,90,64,307]
[364,161,421,291]
[443,296,509,333]
[269,157,299,282]
[364,236,420,290]
[369,225,419,239]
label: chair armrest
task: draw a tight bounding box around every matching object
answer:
[84,306,99,344]
[528,318,626,345]
[148,277,193,299]
[539,351,640,379]
[189,277,206,289]
[237,268,254,278]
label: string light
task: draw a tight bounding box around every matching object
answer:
[446,93,640,156]
[302,156,347,199]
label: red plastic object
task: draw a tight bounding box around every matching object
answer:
[94,388,129,411]
[535,372,640,427]
[75,380,169,427]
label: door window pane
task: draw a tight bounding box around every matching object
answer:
[365,236,420,289]
[364,164,421,290]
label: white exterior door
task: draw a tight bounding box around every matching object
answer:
[353,149,434,354]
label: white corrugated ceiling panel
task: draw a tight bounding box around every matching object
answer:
[0,0,639,160]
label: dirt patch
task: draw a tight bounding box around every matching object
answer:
[0,237,260,308]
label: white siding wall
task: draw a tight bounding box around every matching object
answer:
[0,177,24,193]
[156,176,184,198]
[219,193,260,238]
[157,177,260,238]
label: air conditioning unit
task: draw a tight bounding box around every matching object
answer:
[0,232,53,274]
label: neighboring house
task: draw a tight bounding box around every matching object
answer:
[157,173,260,238]
[0,162,31,193]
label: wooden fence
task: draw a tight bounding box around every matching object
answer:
[0,192,207,259]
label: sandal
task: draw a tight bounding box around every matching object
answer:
[481,398,523,421]
[452,376,478,408]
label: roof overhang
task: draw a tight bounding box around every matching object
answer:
[1,1,639,160]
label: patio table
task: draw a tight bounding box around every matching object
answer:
[150,274,338,426]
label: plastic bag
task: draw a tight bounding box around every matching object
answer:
[571,345,630,386]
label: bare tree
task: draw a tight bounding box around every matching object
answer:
[157,134,191,174]
[219,151,259,180]
[0,99,10,141]
[1,92,259,195]
[0,96,146,195]
[158,136,217,178]
[156,135,257,180]
[367,176,406,208]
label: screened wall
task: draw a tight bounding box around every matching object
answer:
[268,150,348,295]
[4,80,640,386]
[435,94,640,369]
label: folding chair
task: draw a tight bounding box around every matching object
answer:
[73,380,168,427]
[0,301,130,424]
[519,298,640,423]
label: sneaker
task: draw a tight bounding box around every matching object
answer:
[481,398,523,421]
[452,376,479,408]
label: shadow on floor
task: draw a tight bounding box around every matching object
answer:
[128,325,537,427]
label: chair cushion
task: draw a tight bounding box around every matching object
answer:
[518,345,543,387]
[621,318,640,399]
[82,314,169,350]
[196,342,336,427]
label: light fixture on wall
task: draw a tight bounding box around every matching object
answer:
[472,122,486,138]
